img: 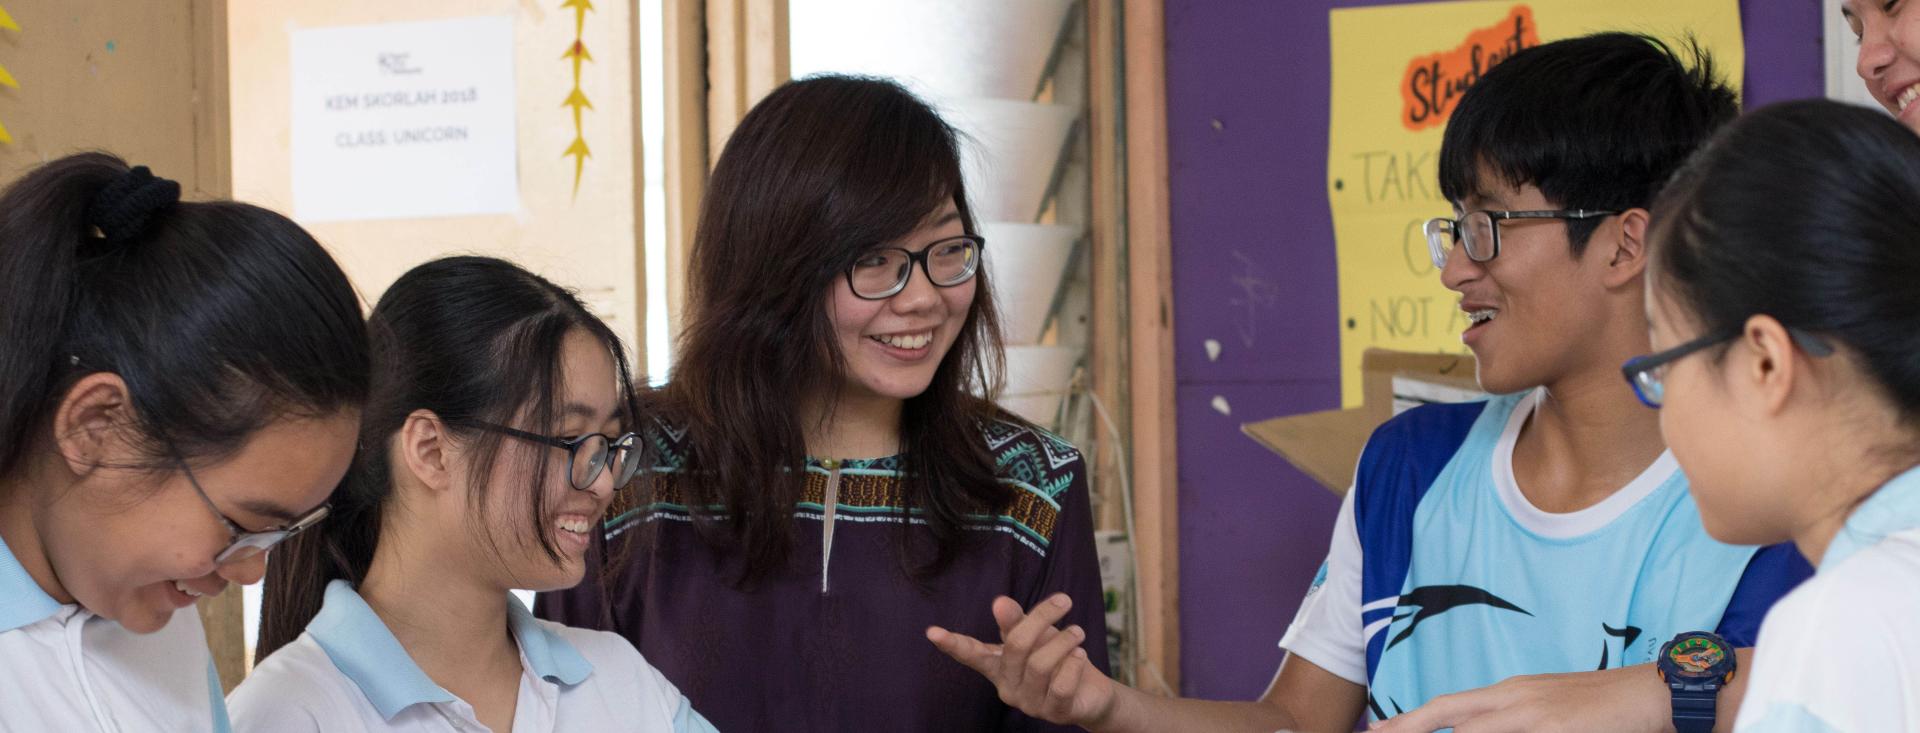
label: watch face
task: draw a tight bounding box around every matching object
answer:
[1666,634,1728,675]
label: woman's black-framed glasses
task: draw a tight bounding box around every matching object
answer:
[847,235,985,300]
[472,422,643,490]
[1423,209,1620,269]
[1621,325,1835,408]
[175,457,329,565]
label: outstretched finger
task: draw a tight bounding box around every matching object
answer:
[926,626,1004,675]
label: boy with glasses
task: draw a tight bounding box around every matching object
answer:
[930,32,1810,733]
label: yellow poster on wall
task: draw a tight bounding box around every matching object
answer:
[1328,1,1743,407]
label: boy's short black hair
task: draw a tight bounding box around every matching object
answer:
[1438,32,1738,254]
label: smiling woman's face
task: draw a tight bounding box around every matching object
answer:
[827,204,977,405]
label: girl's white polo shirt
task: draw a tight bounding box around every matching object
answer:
[0,532,230,732]
[228,580,714,733]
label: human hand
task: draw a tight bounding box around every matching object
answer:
[926,593,1119,727]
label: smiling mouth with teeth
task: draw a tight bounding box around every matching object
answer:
[1900,84,1920,114]
[1467,309,1498,326]
[871,332,932,350]
[174,580,206,598]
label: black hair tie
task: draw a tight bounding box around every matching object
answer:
[88,165,181,245]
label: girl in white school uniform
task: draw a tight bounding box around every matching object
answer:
[0,154,370,731]
[1632,100,1920,732]
[230,256,712,733]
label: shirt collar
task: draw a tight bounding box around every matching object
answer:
[1822,464,1920,571]
[0,531,64,633]
[308,579,456,720]
[306,580,594,720]
[507,592,592,686]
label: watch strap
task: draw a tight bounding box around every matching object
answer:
[1671,685,1718,733]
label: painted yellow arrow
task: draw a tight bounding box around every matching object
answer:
[563,87,593,133]
[563,40,593,84]
[561,0,594,198]
[564,136,592,196]
[561,0,593,38]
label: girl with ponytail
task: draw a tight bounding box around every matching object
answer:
[0,153,369,731]
[234,256,711,733]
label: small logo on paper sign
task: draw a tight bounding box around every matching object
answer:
[1400,5,1538,132]
[379,52,422,75]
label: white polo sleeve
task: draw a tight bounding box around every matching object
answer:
[1733,544,1920,733]
[1277,486,1367,685]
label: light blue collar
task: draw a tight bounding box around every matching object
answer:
[308,580,455,719]
[307,580,593,720]
[507,589,592,686]
[0,531,63,633]
[1822,464,1920,571]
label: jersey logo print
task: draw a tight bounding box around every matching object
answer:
[1384,584,1532,651]
[1367,693,1407,722]
[1596,622,1643,670]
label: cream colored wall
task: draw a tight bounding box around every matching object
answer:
[227,0,642,358]
[0,0,227,195]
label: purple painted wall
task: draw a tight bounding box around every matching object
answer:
[1164,0,1823,699]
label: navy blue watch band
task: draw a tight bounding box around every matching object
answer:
[1671,687,1717,733]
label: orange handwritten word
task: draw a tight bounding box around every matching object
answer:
[1401,5,1538,132]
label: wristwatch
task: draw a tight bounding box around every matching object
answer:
[1656,631,1735,733]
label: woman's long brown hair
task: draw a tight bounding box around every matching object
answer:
[663,75,1010,584]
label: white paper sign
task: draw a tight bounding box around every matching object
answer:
[290,16,517,222]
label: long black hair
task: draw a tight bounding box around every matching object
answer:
[0,152,367,479]
[1651,99,1920,430]
[664,75,1009,584]
[256,256,641,660]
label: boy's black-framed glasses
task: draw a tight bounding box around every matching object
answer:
[1423,209,1620,269]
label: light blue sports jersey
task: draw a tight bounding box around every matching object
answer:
[1353,391,1808,722]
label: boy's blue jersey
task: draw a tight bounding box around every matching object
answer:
[1282,390,1811,722]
